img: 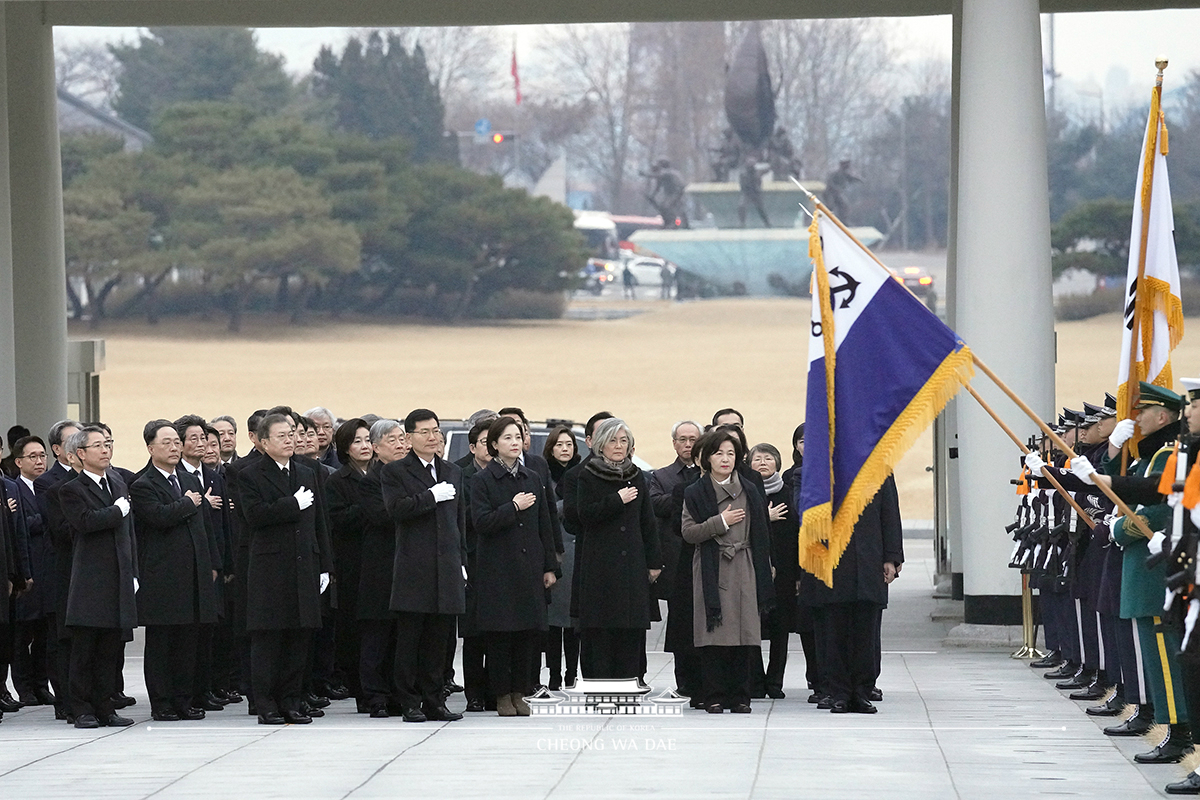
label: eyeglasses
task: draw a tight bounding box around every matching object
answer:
[16,453,47,461]
[411,428,440,438]
[79,442,112,451]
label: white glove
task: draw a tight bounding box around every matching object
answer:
[1148,530,1167,556]
[1190,506,1200,530]
[114,496,130,517]
[1024,453,1046,474]
[1168,492,1183,509]
[1109,418,1136,449]
[431,481,456,503]
[293,486,314,510]
[133,578,140,594]
[1070,456,1097,486]
[319,572,330,594]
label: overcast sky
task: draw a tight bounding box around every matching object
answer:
[55,9,1200,113]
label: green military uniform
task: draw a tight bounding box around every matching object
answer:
[1111,383,1186,727]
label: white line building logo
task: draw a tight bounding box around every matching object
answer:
[526,677,688,715]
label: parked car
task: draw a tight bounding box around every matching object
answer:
[440,417,651,471]
[889,266,937,313]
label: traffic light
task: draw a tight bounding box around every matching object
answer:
[489,131,516,144]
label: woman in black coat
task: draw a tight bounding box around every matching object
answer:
[325,419,375,710]
[469,417,557,716]
[573,418,662,681]
[542,425,580,689]
[748,443,798,699]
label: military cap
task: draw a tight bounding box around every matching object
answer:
[1100,393,1118,418]
[1082,402,1102,424]
[1134,381,1184,412]
[1181,378,1200,403]
[1062,408,1084,426]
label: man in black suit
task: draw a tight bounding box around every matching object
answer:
[239,413,333,725]
[381,408,466,723]
[130,420,220,721]
[57,426,138,729]
[223,410,267,710]
[211,416,239,466]
[10,435,59,709]
[34,420,81,495]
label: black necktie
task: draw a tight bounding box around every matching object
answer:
[100,476,112,501]
[167,473,181,498]
[429,463,437,483]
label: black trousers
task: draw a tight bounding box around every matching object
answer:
[69,626,122,718]
[462,634,489,703]
[673,646,702,698]
[799,630,819,692]
[250,628,311,715]
[1078,599,1101,671]
[308,613,336,693]
[144,624,199,714]
[545,626,579,688]
[486,629,538,697]
[821,601,882,704]
[12,616,56,699]
[334,606,362,699]
[699,645,753,708]
[580,628,643,680]
[359,618,398,708]
[212,603,237,693]
[393,611,453,711]
[1099,610,1121,687]
[444,618,458,683]
[193,623,214,702]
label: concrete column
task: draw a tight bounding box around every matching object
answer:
[945,1,964,599]
[0,5,15,428]
[7,4,67,439]
[954,0,1055,624]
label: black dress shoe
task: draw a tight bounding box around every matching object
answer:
[1030,650,1063,668]
[74,713,101,729]
[283,710,312,724]
[203,691,231,706]
[369,705,390,718]
[1105,709,1155,736]
[829,700,850,714]
[304,693,331,709]
[424,705,463,722]
[869,688,883,702]
[35,688,58,705]
[178,708,206,721]
[55,705,69,721]
[112,692,137,708]
[1135,725,1193,764]
[1086,693,1127,716]
[706,704,723,714]
[444,682,465,695]
[195,696,225,711]
[1167,771,1200,795]
[151,710,182,721]
[324,684,352,701]
[1056,669,1097,690]
[766,687,785,699]
[850,699,878,714]
[817,695,834,710]
[101,714,135,727]
[0,692,22,712]
[465,699,487,713]
[223,690,244,704]
[258,711,286,725]
[19,693,41,706]
[807,691,821,704]
[1044,661,1079,680]
[401,707,427,723]
[731,704,752,714]
[1069,682,1111,701]
[303,705,325,718]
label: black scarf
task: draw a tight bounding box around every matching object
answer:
[584,455,640,482]
[683,474,776,632]
[548,453,580,486]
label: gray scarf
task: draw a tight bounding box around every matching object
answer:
[761,470,784,496]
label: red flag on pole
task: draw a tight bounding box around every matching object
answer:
[511,48,521,105]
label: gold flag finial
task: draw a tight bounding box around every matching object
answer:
[1156,56,1169,73]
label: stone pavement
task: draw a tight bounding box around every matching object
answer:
[0,540,1179,798]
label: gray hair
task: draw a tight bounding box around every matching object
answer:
[671,420,701,439]
[211,415,237,432]
[304,406,335,423]
[370,418,402,444]
[64,425,105,456]
[467,408,499,427]
[748,442,782,472]
[49,419,82,447]
[591,417,634,457]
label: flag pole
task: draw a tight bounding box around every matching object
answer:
[1119,57,1169,475]
[972,354,1153,538]
[963,383,1095,529]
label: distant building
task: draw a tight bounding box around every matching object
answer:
[57,88,152,152]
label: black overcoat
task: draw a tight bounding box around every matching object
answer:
[14,477,55,620]
[327,464,368,619]
[469,459,556,632]
[239,456,334,631]
[351,461,396,620]
[571,466,661,629]
[763,474,799,636]
[59,471,139,629]
[380,452,466,615]
[130,468,219,626]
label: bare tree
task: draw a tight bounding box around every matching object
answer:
[55,41,122,109]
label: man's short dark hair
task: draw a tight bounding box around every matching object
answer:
[13,435,45,459]
[297,415,316,432]
[48,419,82,448]
[585,411,614,438]
[404,408,439,433]
[174,414,207,440]
[486,416,522,458]
[212,415,237,433]
[716,423,748,456]
[257,413,292,441]
[247,409,269,436]
[711,408,744,427]
[7,425,30,449]
[143,419,177,445]
[468,420,492,447]
[695,429,745,471]
[204,425,219,440]
[498,407,528,426]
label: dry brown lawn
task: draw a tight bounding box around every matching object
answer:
[84,301,1193,520]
